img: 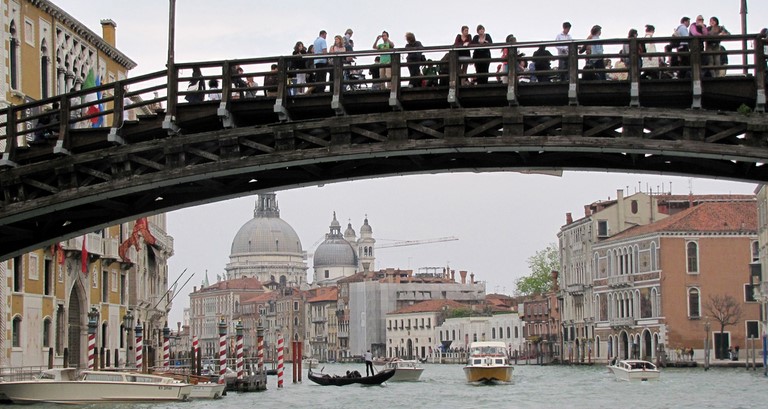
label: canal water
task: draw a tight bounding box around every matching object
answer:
[25,363,767,409]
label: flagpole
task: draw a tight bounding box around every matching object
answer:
[163,0,179,133]
[741,0,748,75]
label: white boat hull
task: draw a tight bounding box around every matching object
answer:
[608,360,660,382]
[0,381,192,404]
[390,367,425,382]
[191,382,225,399]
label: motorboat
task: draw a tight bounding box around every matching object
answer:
[190,382,226,399]
[607,359,660,382]
[382,359,425,382]
[303,358,320,369]
[463,341,514,384]
[307,368,395,386]
[0,368,192,404]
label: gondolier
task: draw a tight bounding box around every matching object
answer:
[364,350,374,376]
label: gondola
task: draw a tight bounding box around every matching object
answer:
[307,368,395,386]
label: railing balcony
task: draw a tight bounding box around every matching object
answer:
[148,223,174,252]
[608,275,633,287]
[609,317,635,328]
[337,331,349,339]
[62,234,103,257]
[567,284,586,295]
[311,317,327,324]
[102,237,120,261]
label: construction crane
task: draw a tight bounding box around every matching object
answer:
[376,236,458,249]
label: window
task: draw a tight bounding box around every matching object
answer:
[751,241,759,262]
[324,270,329,279]
[43,319,51,348]
[44,259,53,296]
[492,328,496,339]
[12,316,22,347]
[631,200,638,214]
[102,271,109,302]
[744,284,757,302]
[10,21,19,90]
[120,273,126,304]
[746,321,759,339]
[688,288,700,318]
[686,242,699,274]
[294,301,299,311]
[597,220,608,237]
[13,256,23,292]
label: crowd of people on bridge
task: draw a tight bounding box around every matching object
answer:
[184,17,768,101]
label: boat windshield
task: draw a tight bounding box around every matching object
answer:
[470,346,505,356]
[83,373,124,382]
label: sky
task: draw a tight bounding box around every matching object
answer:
[53,0,768,325]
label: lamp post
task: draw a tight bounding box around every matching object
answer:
[704,318,711,371]
[122,310,134,368]
[87,307,99,370]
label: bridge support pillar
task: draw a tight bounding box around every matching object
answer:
[756,89,766,114]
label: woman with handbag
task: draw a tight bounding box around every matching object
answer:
[185,67,206,102]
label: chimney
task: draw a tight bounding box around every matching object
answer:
[470,272,475,284]
[451,270,455,282]
[193,286,197,292]
[100,19,117,47]
[566,212,573,224]
[617,189,625,232]
[459,270,467,284]
[584,205,591,217]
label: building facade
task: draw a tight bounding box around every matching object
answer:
[591,200,761,364]
[0,1,176,371]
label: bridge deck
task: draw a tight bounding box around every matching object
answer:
[0,34,766,259]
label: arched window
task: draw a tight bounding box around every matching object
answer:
[43,318,52,348]
[631,200,638,214]
[41,38,50,99]
[650,242,658,271]
[686,242,699,274]
[688,288,701,318]
[10,20,19,90]
[752,241,759,262]
[506,327,511,338]
[12,316,22,347]
[492,328,496,339]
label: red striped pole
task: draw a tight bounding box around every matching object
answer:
[257,325,264,373]
[218,318,228,385]
[135,320,143,372]
[277,333,284,388]
[163,323,170,369]
[87,307,99,370]
[235,321,244,380]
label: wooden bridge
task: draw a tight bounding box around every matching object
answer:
[1,34,767,259]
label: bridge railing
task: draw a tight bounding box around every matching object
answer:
[1,34,765,166]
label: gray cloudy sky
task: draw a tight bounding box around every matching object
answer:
[55,0,767,324]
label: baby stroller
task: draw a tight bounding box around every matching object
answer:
[347,63,367,90]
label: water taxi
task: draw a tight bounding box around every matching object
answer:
[382,359,425,381]
[463,341,514,384]
[607,359,660,382]
[0,368,192,404]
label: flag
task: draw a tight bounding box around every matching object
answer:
[56,243,65,265]
[82,68,102,128]
[135,217,157,245]
[81,235,88,274]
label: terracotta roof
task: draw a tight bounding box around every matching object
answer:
[240,292,276,304]
[307,287,338,303]
[607,201,757,241]
[198,277,263,292]
[656,194,755,203]
[389,299,468,315]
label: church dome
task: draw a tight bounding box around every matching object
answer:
[313,238,357,267]
[230,193,303,255]
[360,217,373,236]
[314,212,357,267]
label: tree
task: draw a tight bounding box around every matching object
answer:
[706,294,743,359]
[515,243,559,296]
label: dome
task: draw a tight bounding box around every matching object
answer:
[231,217,303,254]
[313,238,357,267]
[360,217,373,236]
[344,223,356,240]
[230,193,303,254]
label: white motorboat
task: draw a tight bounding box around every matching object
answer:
[0,368,192,404]
[463,341,514,384]
[383,359,425,382]
[607,359,660,382]
[190,382,226,399]
[303,358,320,369]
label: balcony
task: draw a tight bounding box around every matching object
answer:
[608,275,633,288]
[311,336,327,343]
[102,237,120,262]
[149,223,174,252]
[337,331,349,338]
[567,284,586,295]
[62,234,103,257]
[609,317,635,328]
[311,317,327,324]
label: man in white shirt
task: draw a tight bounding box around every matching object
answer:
[364,350,374,376]
[555,22,572,81]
